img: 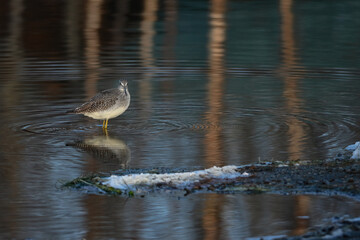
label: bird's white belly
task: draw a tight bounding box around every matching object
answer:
[84,105,128,120]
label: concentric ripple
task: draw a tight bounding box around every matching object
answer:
[12,103,360,162]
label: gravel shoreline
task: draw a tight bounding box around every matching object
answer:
[274,216,360,240]
[229,157,360,199]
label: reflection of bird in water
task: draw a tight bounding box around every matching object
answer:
[68,80,130,129]
[67,135,131,169]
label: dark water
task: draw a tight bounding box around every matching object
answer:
[1,0,360,239]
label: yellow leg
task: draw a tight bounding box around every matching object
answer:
[102,127,108,136]
[104,119,109,129]
[102,120,105,128]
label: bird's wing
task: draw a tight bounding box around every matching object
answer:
[74,89,118,113]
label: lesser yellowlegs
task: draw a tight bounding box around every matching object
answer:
[69,80,130,129]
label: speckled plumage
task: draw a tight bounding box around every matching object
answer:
[70,80,130,129]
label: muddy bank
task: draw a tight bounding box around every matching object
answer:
[226,157,360,199]
[274,216,360,240]
[64,156,360,199]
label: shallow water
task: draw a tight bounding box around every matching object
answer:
[1,0,360,239]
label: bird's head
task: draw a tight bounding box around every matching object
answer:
[119,80,129,95]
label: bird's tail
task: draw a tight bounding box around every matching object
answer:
[66,109,76,114]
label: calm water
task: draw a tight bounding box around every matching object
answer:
[1,0,360,239]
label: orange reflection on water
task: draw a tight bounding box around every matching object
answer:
[160,0,178,95]
[138,0,158,119]
[292,195,310,236]
[202,195,225,240]
[204,0,227,168]
[280,0,309,236]
[202,0,227,239]
[84,0,103,99]
[140,0,158,67]
[280,0,305,161]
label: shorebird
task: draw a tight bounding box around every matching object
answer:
[69,80,130,129]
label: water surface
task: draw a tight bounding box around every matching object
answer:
[1,0,360,239]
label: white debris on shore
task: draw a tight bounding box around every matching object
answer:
[103,165,249,191]
[346,141,360,160]
[351,144,360,160]
[345,141,360,151]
